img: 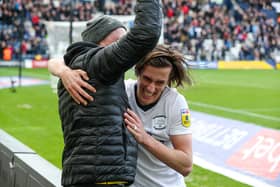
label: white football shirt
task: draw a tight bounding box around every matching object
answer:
[125,79,192,187]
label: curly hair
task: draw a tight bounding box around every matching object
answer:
[134,44,193,87]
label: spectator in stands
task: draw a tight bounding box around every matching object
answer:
[3,44,13,61]
[48,0,162,186]
[0,41,6,60]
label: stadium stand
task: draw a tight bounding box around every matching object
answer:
[0,0,279,65]
[0,0,97,61]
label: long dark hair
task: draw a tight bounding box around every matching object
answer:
[134,44,193,87]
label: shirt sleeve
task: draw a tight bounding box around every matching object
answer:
[168,93,192,136]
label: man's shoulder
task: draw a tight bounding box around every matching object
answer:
[163,87,184,99]
[125,79,137,88]
[64,42,100,67]
[161,87,187,107]
[124,79,136,96]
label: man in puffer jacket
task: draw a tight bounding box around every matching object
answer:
[48,0,162,187]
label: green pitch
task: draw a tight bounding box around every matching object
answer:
[181,69,280,129]
[1,67,279,187]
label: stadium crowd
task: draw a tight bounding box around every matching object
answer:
[161,0,280,65]
[0,0,279,64]
[0,0,98,61]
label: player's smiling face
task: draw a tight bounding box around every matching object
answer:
[136,65,171,106]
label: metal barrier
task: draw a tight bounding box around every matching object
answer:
[0,129,61,187]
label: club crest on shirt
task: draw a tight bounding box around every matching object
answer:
[181,108,191,127]
[152,115,167,130]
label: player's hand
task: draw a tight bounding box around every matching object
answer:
[60,69,96,105]
[124,109,148,144]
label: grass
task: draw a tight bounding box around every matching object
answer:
[0,68,63,166]
[182,69,280,129]
[1,67,279,187]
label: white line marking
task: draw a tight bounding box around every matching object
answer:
[199,79,279,90]
[240,107,280,112]
[189,101,280,122]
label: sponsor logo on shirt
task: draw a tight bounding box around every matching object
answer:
[152,115,167,130]
[181,108,191,127]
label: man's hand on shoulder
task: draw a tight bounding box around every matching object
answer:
[60,69,96,106]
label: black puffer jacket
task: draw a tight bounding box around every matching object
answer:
[57,0,162,186]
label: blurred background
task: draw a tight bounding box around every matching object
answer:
[1,0,280,66]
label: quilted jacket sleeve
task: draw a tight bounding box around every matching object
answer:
[86,0,163,84]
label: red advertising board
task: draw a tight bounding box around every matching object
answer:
[227,129,280,180]
[32,59,48,68]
